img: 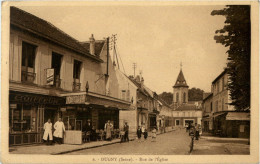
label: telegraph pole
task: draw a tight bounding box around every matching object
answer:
[132,63,137,77]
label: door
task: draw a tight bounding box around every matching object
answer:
[44,108,57,125]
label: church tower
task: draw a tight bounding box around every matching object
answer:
[173,64,189,107]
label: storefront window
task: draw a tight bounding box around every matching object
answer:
[10,104,37,133]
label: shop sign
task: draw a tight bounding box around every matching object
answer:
[10,93,64,105]
[66,95,86,104]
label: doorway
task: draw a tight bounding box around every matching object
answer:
[184,119,194,126]
[44,108,57,124]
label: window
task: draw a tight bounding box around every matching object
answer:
[210,102,213,112]
[222,98,224,110]
[21,42,37,83]
[52,52,63,88]
[176,120,180,126]
[176,92,179,102]
[73,60,82,79]
[73,60,82,91]
[222,77,225,91]
[10,104,37,133]
[121,90,126,100]
[126,90,130,101]
[183,92,186,103]
[217,81,220,93]
[215,101,218,111]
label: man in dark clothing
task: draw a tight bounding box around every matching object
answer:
[137,126,142,142]
[124,122,129,142]
[84,119,92,142]
[195,123,199,140]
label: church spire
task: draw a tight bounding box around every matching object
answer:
[173,67,189,88]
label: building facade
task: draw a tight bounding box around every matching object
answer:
[9,7,133,146]
[201,93,213,132]
[201,69,250,138]
[171,68,202,127]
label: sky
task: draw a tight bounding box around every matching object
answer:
[18,5,228,93]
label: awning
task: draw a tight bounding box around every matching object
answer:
[61,91,131,110]
[202,117,210,121]
[226,112,250,121]
[213,112,226,118]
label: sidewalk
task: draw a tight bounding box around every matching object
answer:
[191,136,250,155]
[9,129,175,155]
[10,138,133,155]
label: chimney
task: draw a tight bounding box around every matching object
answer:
[89,34,95,55]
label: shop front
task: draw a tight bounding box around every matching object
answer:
[137,107,149,130]
[61,92,130,144]
[9,91,65,146]
[148,113,157,131]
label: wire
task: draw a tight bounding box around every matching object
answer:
[115,44,126,74]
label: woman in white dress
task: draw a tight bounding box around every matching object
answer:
[104,120,113,141]
[53,118,65,144]
[43,119,53,145]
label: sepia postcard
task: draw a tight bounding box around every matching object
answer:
[1,1,259,163]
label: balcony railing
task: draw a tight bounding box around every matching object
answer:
[21,71,36,83]
[73,79,81,91]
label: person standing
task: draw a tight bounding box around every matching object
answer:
[136,126,142,142]
[195,123,199,140]
[144,129,148,141]
[84,119,92,142]
[123,122,129,142]
[151,126,157,142]
[43,119,53,145]
[104,120,113,141]
[141,123,145,141]
[53,118,66,144]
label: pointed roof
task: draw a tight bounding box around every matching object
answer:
[173,69,189,88]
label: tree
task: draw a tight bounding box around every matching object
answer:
[158,92,173,105]
[188,88,204,101]
[211,6,250,111]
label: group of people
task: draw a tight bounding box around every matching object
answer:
[137,124,157,142]
[43,118,159,146]
[186,123,201,140]
[43,118,66,145]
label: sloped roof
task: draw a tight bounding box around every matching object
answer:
[212,68,227,84]
[10,7,102,62]
[173,69,189,88]
[175,104,202,111]
[80,41,105,56]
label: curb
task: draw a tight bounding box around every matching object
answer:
[52,138,135,155]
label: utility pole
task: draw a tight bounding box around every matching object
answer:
[106,37,109,76]
[132,63,137,77]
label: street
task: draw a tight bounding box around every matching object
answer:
[67,128,191,155]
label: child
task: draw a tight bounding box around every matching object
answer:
[137,126,142,142]
[144,129,148,141]
[151,127,157,142]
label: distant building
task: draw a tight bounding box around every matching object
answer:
[202,69,250,138]
[201,93,213,132]
[172,68,202,127]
